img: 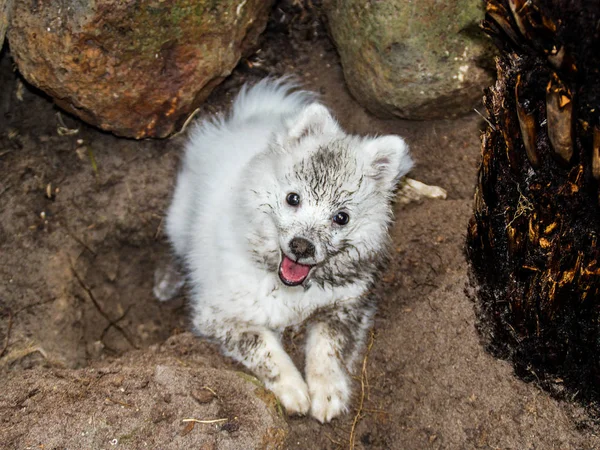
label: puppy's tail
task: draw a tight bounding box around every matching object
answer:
[230,77,316,125]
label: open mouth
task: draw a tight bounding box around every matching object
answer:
[278,254,315,286]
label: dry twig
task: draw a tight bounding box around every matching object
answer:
[174,108,201,137]
[182,418,228,424]
[325,433,345,448]
[506,185,534,229]
[56,111,80,136]
[348,330,376,450]
[474,108,496,130]
[201,385,218,397]
[154,217,163,240]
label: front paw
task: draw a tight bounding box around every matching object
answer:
[307,369,351,423]
[268,375,311,416]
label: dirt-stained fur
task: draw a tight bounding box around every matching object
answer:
[155,78,412,422]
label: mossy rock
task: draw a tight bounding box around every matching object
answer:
[324,0,495,120]
[7,0,273,138]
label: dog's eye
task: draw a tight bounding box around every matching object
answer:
[333,211,350,226]
[286,192,300,206]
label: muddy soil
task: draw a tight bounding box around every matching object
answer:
[1,3,600,449]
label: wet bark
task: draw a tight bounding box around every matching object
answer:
[466,0,600,410]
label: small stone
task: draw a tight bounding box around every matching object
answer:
[191,388,215,404]
[220,420,240,433]
[110,375,125,387]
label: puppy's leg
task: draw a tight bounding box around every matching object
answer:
[153,258,185,301]
[210,322,311,416]
[305,299,375,423]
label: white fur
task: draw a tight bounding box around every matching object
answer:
[160,78,412,422]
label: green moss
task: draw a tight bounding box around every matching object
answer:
[93,0,240,61]
[335,0,485,56]
[169,3,209,27]
[235,370,263,387]
[325,0,494,119]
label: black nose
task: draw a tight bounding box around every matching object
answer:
[289,237,315,259]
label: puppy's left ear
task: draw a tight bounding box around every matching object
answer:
[286,103,340,142]
[363,135,413,189]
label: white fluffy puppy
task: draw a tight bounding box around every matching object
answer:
[159,78,412,422]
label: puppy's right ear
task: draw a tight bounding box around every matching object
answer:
[285,103,340,142]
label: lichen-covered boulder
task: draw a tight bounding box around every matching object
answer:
[323,0,494,120]
[7,0,274,138]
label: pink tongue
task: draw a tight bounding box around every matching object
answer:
[280,255,311,284]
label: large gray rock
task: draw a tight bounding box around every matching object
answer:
[324,0,494,120]
[7,0,274,138]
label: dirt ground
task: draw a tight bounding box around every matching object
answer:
[2,4,600,449]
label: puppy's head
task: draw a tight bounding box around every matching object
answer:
[241,103,413,288]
